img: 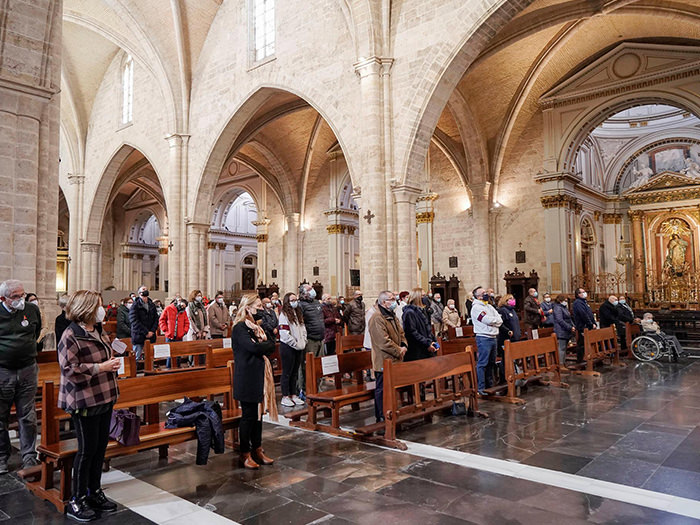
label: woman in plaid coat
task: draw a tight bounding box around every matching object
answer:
[58,290,121,522]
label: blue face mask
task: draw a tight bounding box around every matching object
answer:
[619,299,626,304]
[388,300,398,311]
[309,289,317,299]
[612,301,619,306]
[290,301,299,309]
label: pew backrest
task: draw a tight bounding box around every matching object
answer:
[524,326,554,340]
[144,338,228,372]
[583,326,619,361]
[36,350,58,364]
[625,322,641,350]
[306,350,372,395]
[438,337,476,356]
[445,325,474,339]
[336,333,365,353]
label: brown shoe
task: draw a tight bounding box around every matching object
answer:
[252,447,274,465]
[239,453,259,469]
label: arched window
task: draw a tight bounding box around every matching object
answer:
[252,0,275,62]
[121,55,134,124]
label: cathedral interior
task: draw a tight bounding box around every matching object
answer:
[2,0,700,523]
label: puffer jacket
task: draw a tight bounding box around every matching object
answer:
[165,397,224,465]
[299,298,324,341]
[116,305,131,339]
[552,302,574,341]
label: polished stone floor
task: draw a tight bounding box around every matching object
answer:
[3,358,700,524]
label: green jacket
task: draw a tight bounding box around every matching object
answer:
[0,302,41,369]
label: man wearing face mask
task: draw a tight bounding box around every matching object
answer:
[615,295,636,352]
[430,292,445,336]
[0,279,42,474]
[523,288,542,331]
[470,286,503,395]
[598,295,620,330]
[208,291,231,339]
[259,297,279,337]
[572,288,596,364]
[115,297,132,340]
[343,290,366,335]
[129,286,158,360]
[297,284,325,395]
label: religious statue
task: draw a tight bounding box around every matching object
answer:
[629,162,654,188]
[664,233,689,275]
[681,157,700,179]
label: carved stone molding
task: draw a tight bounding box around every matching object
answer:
[256,234,269,242]
[326,224,346,235]
[594,211,601,221]
[602,213,623,224]
[67,174,85,185]
[158,247,168,255]
[346,226,357,235]
[208,242,217,249]
[416,211,435,224]
[540,194,579,209]
[628,210,644,220]
[416,193,439,203]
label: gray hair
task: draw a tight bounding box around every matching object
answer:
[377,290,394,304]
[0,279,23,299]
[58,294,69,308]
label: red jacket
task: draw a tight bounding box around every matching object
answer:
[159,303,190,340]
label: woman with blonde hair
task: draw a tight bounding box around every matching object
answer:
[402,288,438,361]
[57,290,121,521]
[185,289,209,341]
[231,293,277,469]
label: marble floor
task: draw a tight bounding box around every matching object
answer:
[3,358,700,524]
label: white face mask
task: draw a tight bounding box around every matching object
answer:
[196,296,203,302]
[126,302,133,309]
[581,292,588,299]
[561,301,568,308]
[449,304,455,310]
[96,306,106,323]
[290,301,299,309]
[9,298,25,311]
[217,298,224,305]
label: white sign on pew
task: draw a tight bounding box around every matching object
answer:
[531,329,539,340]
[455,326,463,338]
[223,338,232,349]
[321,355,340,375]
[117,357,125,376]
[153,344,171,358]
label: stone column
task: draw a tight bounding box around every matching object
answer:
[186,222,209,292]
[354,57,391,298]
[0,1,61,302]
[284,213,300,293]
[134,255,144,288]
[207,242,217,295]
[165,133,189,296]
[326,221,346,296]
[157,238,169,293]
[80,242,101,290]
[121,251,132,290]
[253,219,271,285]
[392,185,421,292]
[629,210,645,295]
[416,193,438,290]
[67,174,85,293]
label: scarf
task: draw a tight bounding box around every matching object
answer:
[189,301,208,332]
[245,317,277,421]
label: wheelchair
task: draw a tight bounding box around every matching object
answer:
[630,333,679,362]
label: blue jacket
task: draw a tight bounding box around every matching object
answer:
[165,397,224,465]
[552,303,574,340]
[128,297,158,345]
[572,297,595,333]
[402,304,435,361]
[540,301,554,326]
[497,305,521,346]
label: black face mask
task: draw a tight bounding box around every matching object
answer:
[140,290,149,297]
[357,296,363,303]
[252,311,263,322]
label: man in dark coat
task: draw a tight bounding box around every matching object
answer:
[523,288,542,330]
[129,286,158,360]
[297,284,324,395]
[598,296,619,329]
[572,288,596,363]
[259,298,278,337]
[343,291,366,335]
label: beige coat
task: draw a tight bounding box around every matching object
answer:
[442,307,461,329]
[368,307,406,371]
[207,302,231,337]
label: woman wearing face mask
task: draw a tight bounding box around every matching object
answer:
[540,294,554,327]
[116,297,132,339]
[25,293,52,351]
[231,293,277,469]
[278,293,307,407]
[185,289,209,341]
[402,289,438,361]
[57,290,121,522]
[496,294,521,383]
[442,299,461,333]
[552,295,575,366]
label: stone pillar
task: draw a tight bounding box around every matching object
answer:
[354,57,391,298]
[67,174,85,293]
[80,242,101,290]
[157,239,169,293]
[416,193,438,290]
[121,251,132,290]
[284,213,300,293]
[186,222,209,293]
[392,186,421,292]
[253,219,271,285]
[467,182,493,290]
[207,242,217,295]
[165,133,189,296]
[0,1,62,301]
[629,211,645,295]
[134,255,144,288]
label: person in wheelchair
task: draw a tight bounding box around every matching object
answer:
[641,313,682,361]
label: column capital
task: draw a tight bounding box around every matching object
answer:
[391,184,422,204]
[416,211,435,224]
[603,213,623,224]
[540,194,579,210]
[326,224,346,235]
[252,218,271,227]
[353,56,393,78]
[256,234,269,242]
[67,173,85,185]
[164,133,191,146]
[416,192,439,203]
[81,242,101,253]
[628,210,644,221]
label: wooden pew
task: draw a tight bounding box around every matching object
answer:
[336,333,365,353]
[444,325,475,340]
[487,334,568,404]
[524,326,554,340]
[625,322,641,356]
[572,326,625,377]
[438,337,476,356]
[36,350,58,363]
[357,351,485,450]
[102,320,117,337]
[298,351,374,435]
[143,338,227,373]
[28,364,239,513]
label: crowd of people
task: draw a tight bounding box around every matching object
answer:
[0,277,680,522]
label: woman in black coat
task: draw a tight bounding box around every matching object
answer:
[496,294,521,383]
[552,294,575,366]
[401,291,437,361]
[231,293,276,469]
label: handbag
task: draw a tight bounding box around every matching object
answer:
[109,409,141,446]
[451,401,467,416]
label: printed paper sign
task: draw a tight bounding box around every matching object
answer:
[153,344,171,359]
[531,329,539,340]
[111,339,127,356]
[455,327,463,338]
[117,357,125,376]
[321,355,340,375]
[223,338,232,349]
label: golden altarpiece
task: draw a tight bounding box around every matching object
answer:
[624,171,700,306]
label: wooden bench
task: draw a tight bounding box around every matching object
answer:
[36,350,58,363]
[297,351,374,436]
[102,320,117,337]
[357,351,485,449]
[28,364,239,513]
[143,338,227,373]
[572,326,625,377]
[336,333,365,353]
[625,322,641,356]
[524,326,554,340]
[444,325,474,339]
[488,333,568,404]
[438,337,476,356]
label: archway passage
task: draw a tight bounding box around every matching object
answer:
[98,148,168,293]
[197,88,357,297]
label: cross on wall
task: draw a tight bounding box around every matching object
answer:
[363,210,375,224]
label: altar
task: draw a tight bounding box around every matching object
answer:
[624,171,700,306]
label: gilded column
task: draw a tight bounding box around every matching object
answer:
[253,218,271,285]
[629,210,645,295]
